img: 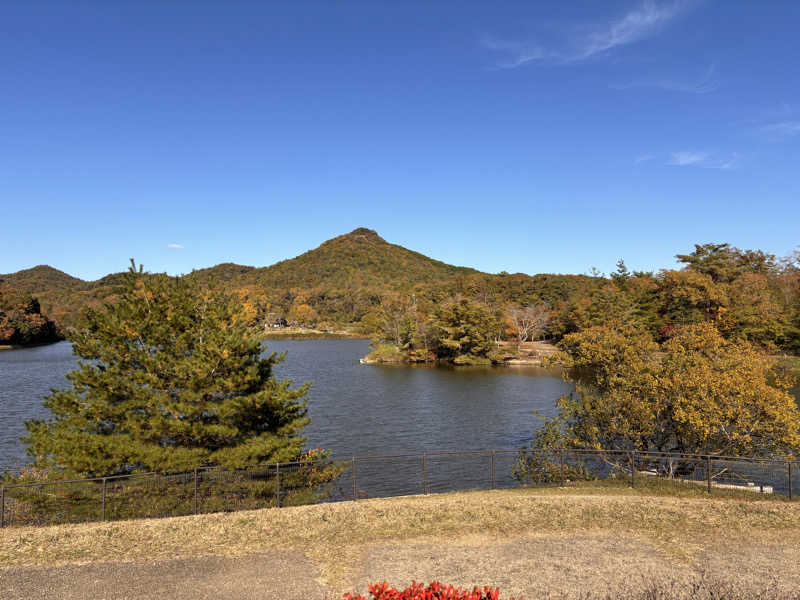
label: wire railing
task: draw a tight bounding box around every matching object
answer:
[1,449,796,528]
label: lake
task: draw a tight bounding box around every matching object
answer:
[0,339,572,472]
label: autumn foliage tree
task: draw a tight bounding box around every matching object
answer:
[549,323,800,457]
[290,302,319,327]
[0,285,61,346]
[24,261,319,477]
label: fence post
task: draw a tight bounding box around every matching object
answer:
[422,453,428,495]
[193,469,198,515]
[630,452,636,488]
[788,462,793,501]
[491,451,496,489]
[275,463,281,507]
[706,456,712,494]
[559,449,565,486]
[352,457,357,501]
[101,478,107,522]
[1,486,4,528]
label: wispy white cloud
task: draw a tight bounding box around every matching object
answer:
[759,121,800,140]
[669,151,708,166]
[481,38,550,69]
[167,243,184,250]
[635,153,655,163]
[668,151,738,170]
[483,1,684,69]
[576,1,682,60]
[612,63,718,94]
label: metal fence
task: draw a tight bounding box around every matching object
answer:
[1,449,797,528]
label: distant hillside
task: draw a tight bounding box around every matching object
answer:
[0,265,85,295]
[0,228,599,332]
[189,263,256,286]
[226,228,598,330]
[0,266,120,328]
[3,230,798,353]
[237,228,479,290]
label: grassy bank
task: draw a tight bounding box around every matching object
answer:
[261,327,367,340]
[0,340,63,352]
[3,485,800,596]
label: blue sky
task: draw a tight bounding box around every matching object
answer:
[2,1,799,280]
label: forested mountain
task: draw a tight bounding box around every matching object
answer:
[239,228,479,289]
[1,265,84,295]
[189,263,257,286]
[221,229,601,332]
[2,229,799,353]
[0,266,123,328]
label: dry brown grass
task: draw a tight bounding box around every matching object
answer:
[2,487,800,597]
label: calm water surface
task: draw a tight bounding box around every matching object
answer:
[0,340,572,471]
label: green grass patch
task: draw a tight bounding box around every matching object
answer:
[363,344,406,363]
[547,475,792,502]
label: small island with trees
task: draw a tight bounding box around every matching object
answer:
[0,283,62,350]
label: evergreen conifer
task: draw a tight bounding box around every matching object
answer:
[25,261,315,476]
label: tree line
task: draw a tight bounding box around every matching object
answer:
[10,235,798,355]
[360,243,800,363]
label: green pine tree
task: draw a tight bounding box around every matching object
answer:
[25,260,317,477]
[432,298,502,364]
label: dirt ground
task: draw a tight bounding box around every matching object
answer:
[2,490,800,599]
[0,553,326,600]
[3,534,798,599]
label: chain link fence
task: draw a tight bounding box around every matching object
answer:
[2,449,796,528]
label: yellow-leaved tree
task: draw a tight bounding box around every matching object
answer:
[547,322,800,458]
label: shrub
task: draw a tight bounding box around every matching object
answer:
[343,581,514,600]
[511,449,595,485]
[342,576,795,600]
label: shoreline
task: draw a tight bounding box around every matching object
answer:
[361,340,561,367]
[360,356,550,367]
[0,339,64,352]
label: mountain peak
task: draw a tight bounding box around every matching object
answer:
[23,265,73,276]
[324,228,386,246]
[247,227,478,291]
[0,265,86,286]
